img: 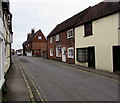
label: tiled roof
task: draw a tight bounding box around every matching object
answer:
[23,29,42,45]
[76,2,120,26]
[47,2,120,38]
[47,7,90,38]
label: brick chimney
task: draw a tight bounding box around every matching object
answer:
[31,28,35,34]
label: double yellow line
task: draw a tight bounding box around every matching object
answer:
[15,57,48,103]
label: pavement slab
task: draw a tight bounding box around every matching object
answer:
[5,57,30,102]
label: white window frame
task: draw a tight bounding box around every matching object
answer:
[55,34,59,41]
[56,45,62,57]
[38,36,42,40]
[67,29,73,39]
[50,37,52,43]
[50,48,53,56]
[68,47,74,58]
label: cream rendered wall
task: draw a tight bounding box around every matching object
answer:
[5,44,10,73]
[119,13,120,45]
[3,13,11,73]
[75,13,119,72]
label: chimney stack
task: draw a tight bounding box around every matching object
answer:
[31,28,35,34]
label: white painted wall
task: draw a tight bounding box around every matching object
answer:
[0,37,5,90]
[75,13,119,72]
[0,4,5,90]
[26,51,32,56]
[0,1,11,90]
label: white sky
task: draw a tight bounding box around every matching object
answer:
[10,0,103,50]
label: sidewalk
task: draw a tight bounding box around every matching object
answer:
[3,57,30,102]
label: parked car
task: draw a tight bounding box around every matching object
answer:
[17,53,22,56]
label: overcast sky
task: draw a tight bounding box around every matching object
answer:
[10,0,103,50]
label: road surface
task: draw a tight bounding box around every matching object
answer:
[17,56,118,101]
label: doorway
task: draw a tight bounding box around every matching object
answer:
[113,46,120,72]
[62,47,66,62]
[88,47,95,68]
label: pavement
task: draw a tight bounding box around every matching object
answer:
[2,56,119,102]
[3,57,30,102]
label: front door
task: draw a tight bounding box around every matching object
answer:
[113,46,120,72]
[62,47,66,62]
[88,47,95,68]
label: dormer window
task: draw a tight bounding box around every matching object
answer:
[56,34,59,41]
[67,29,73,39]
[38,36,42,40]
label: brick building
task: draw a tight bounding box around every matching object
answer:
[23,29,47,58]
[47,7,92,64]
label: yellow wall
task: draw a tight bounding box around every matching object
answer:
[75,13,119,72]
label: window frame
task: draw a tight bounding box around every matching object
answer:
[50,48,53,56]
[84,21,93,37]
[50,37,52,43]
[55,34,59,42]
[38,36,42,40]
[56,45,62,57]
[67,29,74,39]
[77,48,88,62]
[68,47,74,58]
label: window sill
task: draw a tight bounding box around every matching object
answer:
[84,34,93,37]
[77,61,88,63]
[56,56,62,57]
[67,36,73,39]
[68,57,74,59]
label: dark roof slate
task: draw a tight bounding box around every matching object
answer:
[23,29,43,46]
[47,2,120,38]
[76,2,120,26]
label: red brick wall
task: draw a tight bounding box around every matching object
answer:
[32,43,47,50]
[47,30,75,64]
[31,30,47,50]
[25,43,32,51]
[32,31,47,43]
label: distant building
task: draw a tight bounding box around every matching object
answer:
[0,0,13,91]
[23,29,47,58]
[16,49,23,56]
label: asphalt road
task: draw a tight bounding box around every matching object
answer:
[17,56,118,101]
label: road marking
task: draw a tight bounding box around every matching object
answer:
[25,71,48,103]
[15,57,36,103]
[16,57,48,103]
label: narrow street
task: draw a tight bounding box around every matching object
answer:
[16,56,118,101]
